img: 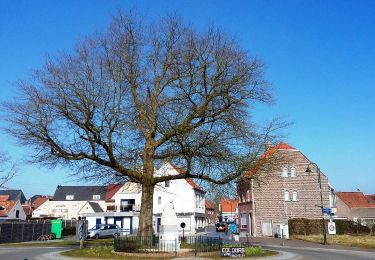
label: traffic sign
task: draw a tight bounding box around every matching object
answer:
[327,221,336,235]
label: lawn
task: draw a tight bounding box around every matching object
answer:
[292,234,375,249]
[60,245,277,259]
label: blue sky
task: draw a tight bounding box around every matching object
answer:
[1,0,374,198]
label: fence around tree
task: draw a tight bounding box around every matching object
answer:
[114,235,223,254]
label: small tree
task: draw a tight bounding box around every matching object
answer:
[4,12,281,236]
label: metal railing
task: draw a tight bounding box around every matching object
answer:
[106,205,141,212]
[180,235,223,252]
[114,236,177,253]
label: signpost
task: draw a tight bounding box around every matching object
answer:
[328,221,336,235]
[180,222,186,242]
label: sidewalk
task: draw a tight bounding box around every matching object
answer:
[239,236,375,252]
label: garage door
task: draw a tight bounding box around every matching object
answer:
[262,222,272,236]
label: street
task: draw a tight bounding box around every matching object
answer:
[0,247,70,260]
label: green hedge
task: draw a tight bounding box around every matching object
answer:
[61,227,76,236]
[288,218,370,235]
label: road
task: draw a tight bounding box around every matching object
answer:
[0,247,70,260]
[202,225,375,259]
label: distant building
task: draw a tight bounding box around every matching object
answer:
[219,198,238,222]
[205,200,217,224]
[32,186,107,219]
[237,142,333,238]
[335,192,375,225]
[0,199,26,221]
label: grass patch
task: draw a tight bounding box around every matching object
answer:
[245,246,277,257]
[292,234,375,249]
[61,246,173,259]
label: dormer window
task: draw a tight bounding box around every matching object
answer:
[282,167,288,177]
[290,167,296,177]
[92,195,100,200]
[66,195,74,200]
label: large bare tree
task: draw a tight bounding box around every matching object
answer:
[0,151,17,189]
[4,12,280,236]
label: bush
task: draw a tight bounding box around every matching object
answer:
[289,218,371,235]
[61,227,76,236]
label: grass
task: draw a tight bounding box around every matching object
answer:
[60,245,277,259]
[292,234,375,249]
[61,246,173,259]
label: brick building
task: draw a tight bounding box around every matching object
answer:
[205,200,217,224]
[335,192,375,225]
[237,142,333,238]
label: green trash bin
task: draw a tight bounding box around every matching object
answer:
[51,219,62,239]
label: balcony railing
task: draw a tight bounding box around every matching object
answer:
[106,204,141,212]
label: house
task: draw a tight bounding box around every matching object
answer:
[82,182,141,234]
[237,142,332,238]
[205,200,217,224]
[0,190,27,204]
[32,186,107,219]
[153,162,206,235]
[219,198,238,223]
[0,199,27,221]
[335,192,375,225]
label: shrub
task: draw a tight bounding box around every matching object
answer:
[61,227,76,236]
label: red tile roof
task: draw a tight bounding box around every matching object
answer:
[336,192,375,208]
[244,142,297,177]
[0,195,9,201]
[22,205,31,216]
[366,194,375,204]
[171,165,205,193]
[32,197,49,210]
[220,198,238,213]
[105,184,123,202]
[205,200,216,210]
[0,200,17,217]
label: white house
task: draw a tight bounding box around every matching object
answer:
[0,200,27,221]
[153,162,206,235]
[82,182,141,234]
[32,186,107,219]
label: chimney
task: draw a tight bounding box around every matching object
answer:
[264,141,273,151]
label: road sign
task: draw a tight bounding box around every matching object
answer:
[323,208,332,214]
[327,221,336,235]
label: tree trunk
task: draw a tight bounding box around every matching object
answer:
[138,182,155,236]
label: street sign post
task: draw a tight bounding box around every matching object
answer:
[327,221,336,235]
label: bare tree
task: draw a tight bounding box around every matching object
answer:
[3,12,282,236]
[0,151,17,189]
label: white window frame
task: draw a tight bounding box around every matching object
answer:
[240,213,248,228]
[92,195,100,200]
[290,167,296,177]
[282,167,288,177]
[292,191,298,201]
[66,195,74,200]
[284,191,290,201]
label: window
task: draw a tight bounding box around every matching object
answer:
[282,167,288,177]
[158,196,161,205]
[290,167,296,177]
[92,195,100,200]
[240,213,248,228]
[16,210,19,218]
[284,191,290,201]
[66,195,74,200]
[165,180,170,188]
[292,191,298,201]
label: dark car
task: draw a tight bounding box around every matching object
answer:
[216,222,226,232]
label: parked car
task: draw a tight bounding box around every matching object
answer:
[216,222,226,232]
[87,224,121,239]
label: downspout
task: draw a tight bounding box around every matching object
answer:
[251,178,256,237]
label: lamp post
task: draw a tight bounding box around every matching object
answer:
[305,162,327,245]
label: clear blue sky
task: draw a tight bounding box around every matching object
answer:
[1,0,374,198]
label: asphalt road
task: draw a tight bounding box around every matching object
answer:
[0,247,69,260]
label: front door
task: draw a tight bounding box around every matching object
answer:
[96,218,102,225]
[123,217,131,235]
[156,217,161,233]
